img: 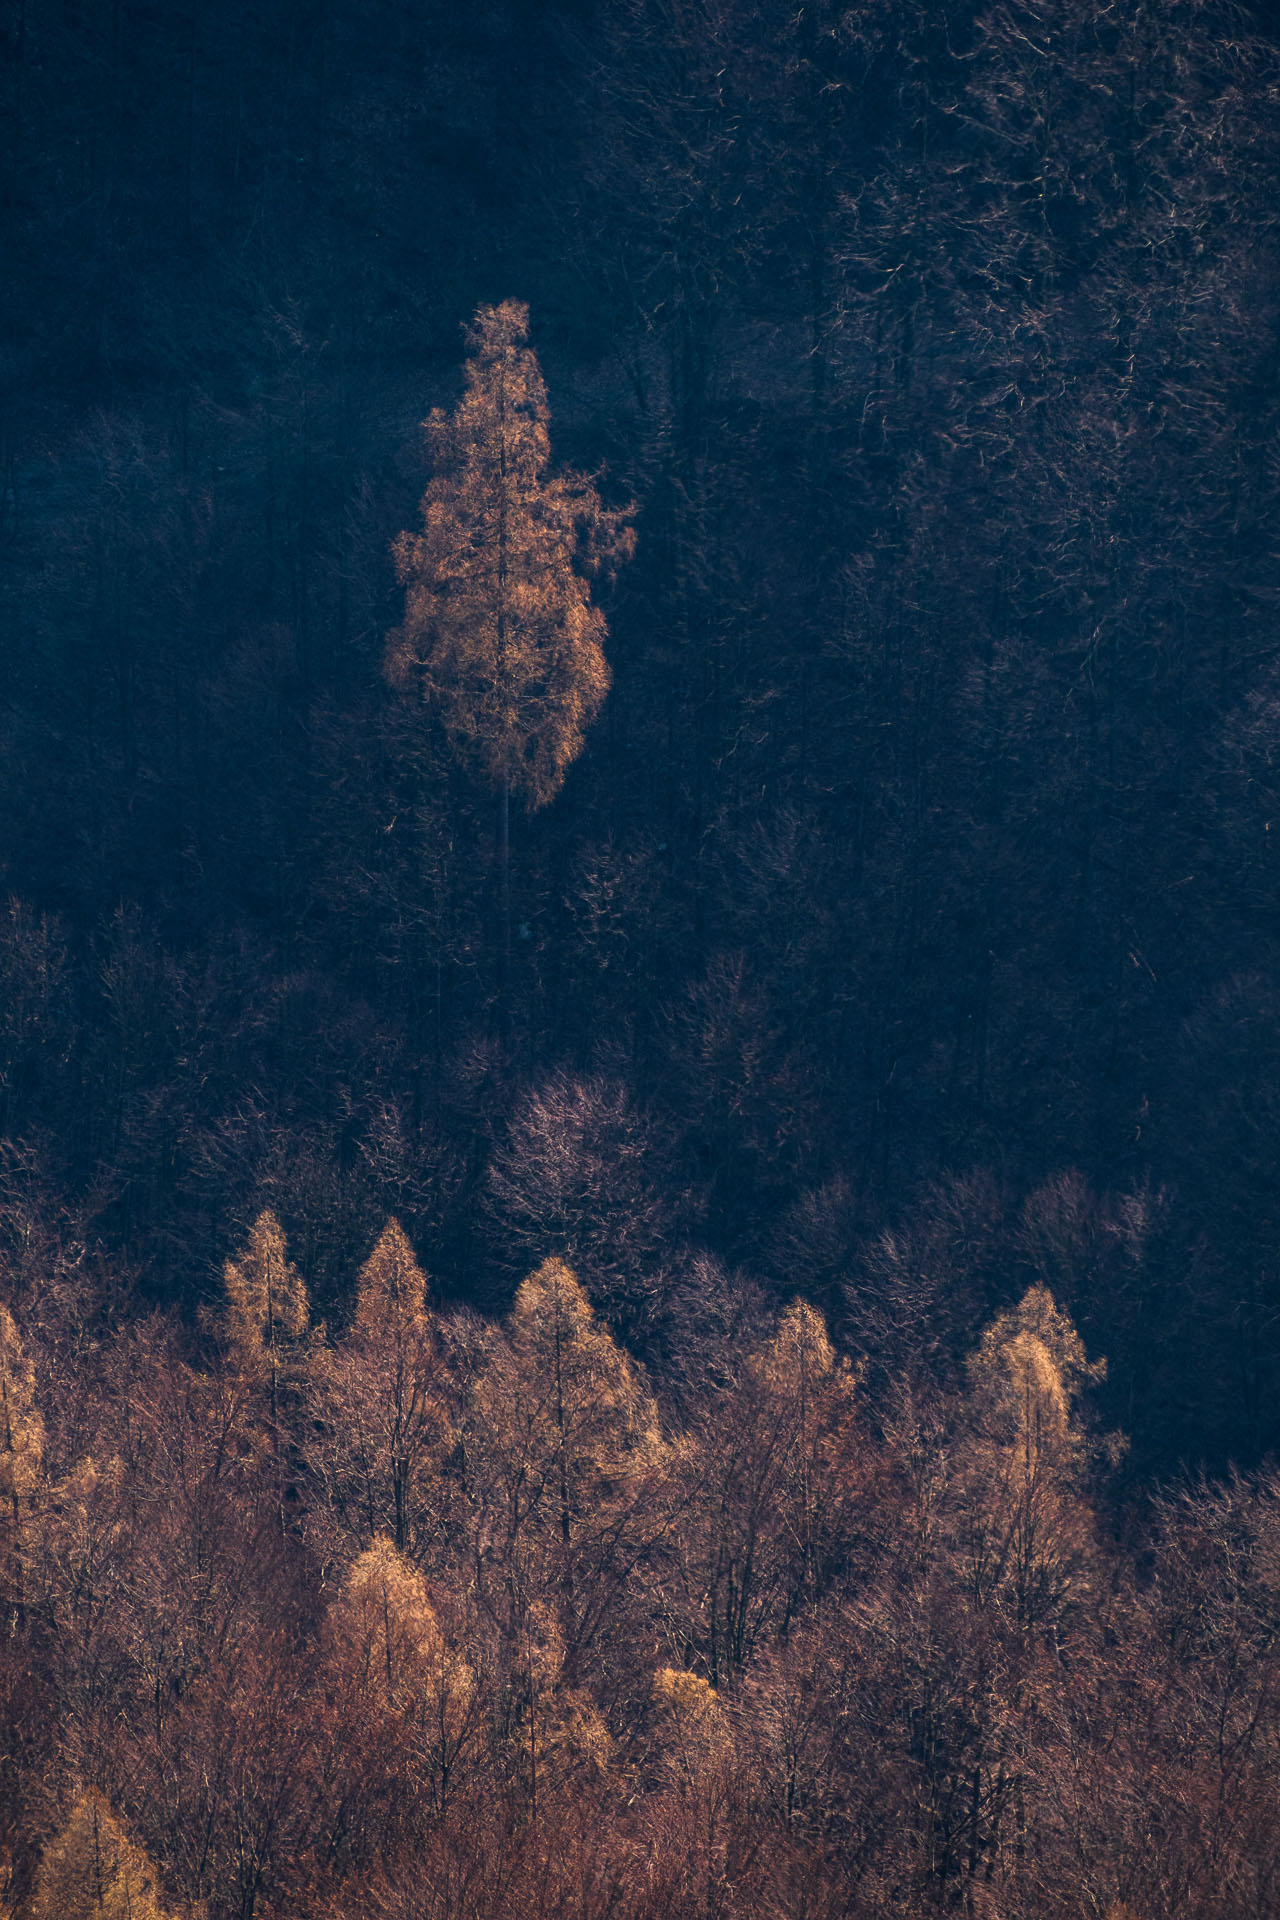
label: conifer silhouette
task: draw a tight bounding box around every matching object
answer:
[388,301,633,969]
[223,1208,310,1379]
[0,1305,42,1514]
[388,301,633,811]
[31,1790,175,1920]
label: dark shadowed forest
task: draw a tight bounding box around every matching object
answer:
[2,2,1280,1915]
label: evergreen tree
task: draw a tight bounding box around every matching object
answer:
[674,1299,860,1682]
[961,1285,1110,1630]
[328,1534,444,1709]
[469,1259,669,1683]
[325,1535,480,1818]
[387,301,632,812]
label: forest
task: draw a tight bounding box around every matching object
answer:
[1,0,1280,1914]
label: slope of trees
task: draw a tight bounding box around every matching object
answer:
[1,1227,1278,1918]
[0,0,1276,1473]
[1,0,1280,1907]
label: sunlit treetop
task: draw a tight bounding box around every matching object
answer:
[387,300,634,810]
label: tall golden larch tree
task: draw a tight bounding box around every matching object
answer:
[352,1215,428,1342]
[386,302,633,960]
[328,1532,444,1708]
[0,1304,43,1624]
[325,1536,481,1818]
[961,1282,1108,1630]
[469,1259,669,1682]
[674,1299,862,1683]
[306,1219,450,1554]
[0,1304,43,1520]
[223,1208,310,1389]
[222,1210,311,1522]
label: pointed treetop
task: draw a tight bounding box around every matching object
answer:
[752,1298,839,1394]
[511,1256,596,1344]
[387,300,634,810]
[353,1217,430,1342]
[969,1284,1105,1467]
[223,1208,310,1365]
[31,1789,176,1920]
[497,1256,662,1457]
[467,297,533,355]
[508,1257,646,1413]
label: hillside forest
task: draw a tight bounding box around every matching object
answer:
[2,2,1280,1915]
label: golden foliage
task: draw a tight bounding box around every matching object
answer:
[501,1603,614,1800]
[510,1253,595,1349]
[223,1208,310,1371]
[0,1305,43,1503]
[387,300,634,809]
[306,1219,449,1555]
[328,1536,481,1809]
[749,1298,841,1398]
[328,1534,443,1705]
[652,1667,733,1784]
[652,1665,720,1719]
[970,1284,1105,1473]
[958,1287,1109,1628]
[31,1789,176,1920]
[466,1259,670,1672]
[503,1257,662,1462]
[479,1255,666,1533]
[353,1217,429,1342]
[670,1297,861,1683]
